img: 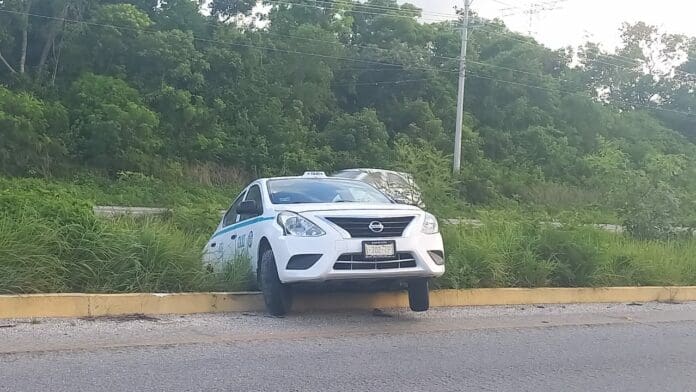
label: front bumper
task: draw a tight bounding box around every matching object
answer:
[273,232,445,284]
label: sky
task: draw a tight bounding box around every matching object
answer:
[400,0,696,52]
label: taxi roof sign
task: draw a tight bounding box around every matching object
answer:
[302,171,327,177]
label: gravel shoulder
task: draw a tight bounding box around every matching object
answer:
[2,301,696,354]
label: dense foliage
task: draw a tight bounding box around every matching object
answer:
[1,0,695,235]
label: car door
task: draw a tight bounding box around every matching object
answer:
[227,184,264,265]
[214,190,247,264]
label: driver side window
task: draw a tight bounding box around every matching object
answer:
[222,191,246,227]
[240,185,263,222]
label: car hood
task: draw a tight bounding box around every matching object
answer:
[272,202,422,214]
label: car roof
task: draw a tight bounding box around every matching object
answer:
[335,168,414,179]
[256,175,366,183]
[337,168,407,175]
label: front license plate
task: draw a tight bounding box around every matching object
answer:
[363,241,396,259]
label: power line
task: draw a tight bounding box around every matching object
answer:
[264,0,456,22]
[331,71,696,117]
[472,24,696,79]
[0,8,461,76]
[255,28,576,83]
[0,7,575,86]
[284,0,459,19]
[269,0,694,81]
[331,77,433,87]
[0,8,581,94]
[465,71,696,117]
[487,0,520,8]
[1,8,691,118]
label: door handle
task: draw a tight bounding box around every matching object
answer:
[230,234,237,240]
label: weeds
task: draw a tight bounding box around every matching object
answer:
[0,202,244,294]
[2,179,696,294]
[439,216,696,289]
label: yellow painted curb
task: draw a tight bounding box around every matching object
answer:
[1,287,695,319]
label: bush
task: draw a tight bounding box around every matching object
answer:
[392,139,465,216]
[619,180,681,240]
[0,184,96,228]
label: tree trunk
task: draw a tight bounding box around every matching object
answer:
[19,0,33,74]
[37,1,69,77]
[51,34,65,86]
[0,50,17,73]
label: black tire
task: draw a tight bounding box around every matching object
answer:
[408,278,430,312]
[259,248,292,316]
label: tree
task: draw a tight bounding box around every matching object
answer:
[0,86,68,175]
[68,73,161,172]
[209,0,257,21]
[324,109,390,168]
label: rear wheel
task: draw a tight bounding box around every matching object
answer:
[259,248,293,316]
[408,278,430,312]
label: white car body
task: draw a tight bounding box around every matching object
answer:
[203,173,445,285]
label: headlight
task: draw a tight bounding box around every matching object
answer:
[422,212,439,234]
[277,212,326,237]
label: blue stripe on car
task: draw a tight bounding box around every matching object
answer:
[211,216,275,239]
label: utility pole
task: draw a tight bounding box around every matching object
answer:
[453,0,471,174]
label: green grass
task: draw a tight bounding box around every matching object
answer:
[439,215,696,289]
[2,178,696,294]
[0,212,244,294]
[0,174,237,208]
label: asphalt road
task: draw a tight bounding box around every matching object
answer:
[1,302,696,392]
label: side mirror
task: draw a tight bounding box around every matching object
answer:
[236,200,261,215]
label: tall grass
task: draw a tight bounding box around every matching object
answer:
[440,215,696,289]
[61,218,211,293]
[0,174,238,208]
[0,216,69,293]
[0,213,243,294]
[2,183,696,293]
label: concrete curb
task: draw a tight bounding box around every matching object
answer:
[2,287,696,319]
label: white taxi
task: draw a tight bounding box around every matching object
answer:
[203,172,445,316]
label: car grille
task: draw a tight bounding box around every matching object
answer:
[333,252,417,270]
[325,216,415,238]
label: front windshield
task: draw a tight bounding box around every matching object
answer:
[267,178,393,204]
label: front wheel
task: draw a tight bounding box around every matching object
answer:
[259,248,293,316]
[407,278,430,312]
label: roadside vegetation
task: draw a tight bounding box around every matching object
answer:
[1,0,696,293]
[1,183,695,294]
[440,215,696,289]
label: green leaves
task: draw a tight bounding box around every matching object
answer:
[68,73,160,172]
[324,109,389,167]
[0,0,693,235]
[0,86,68,175]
